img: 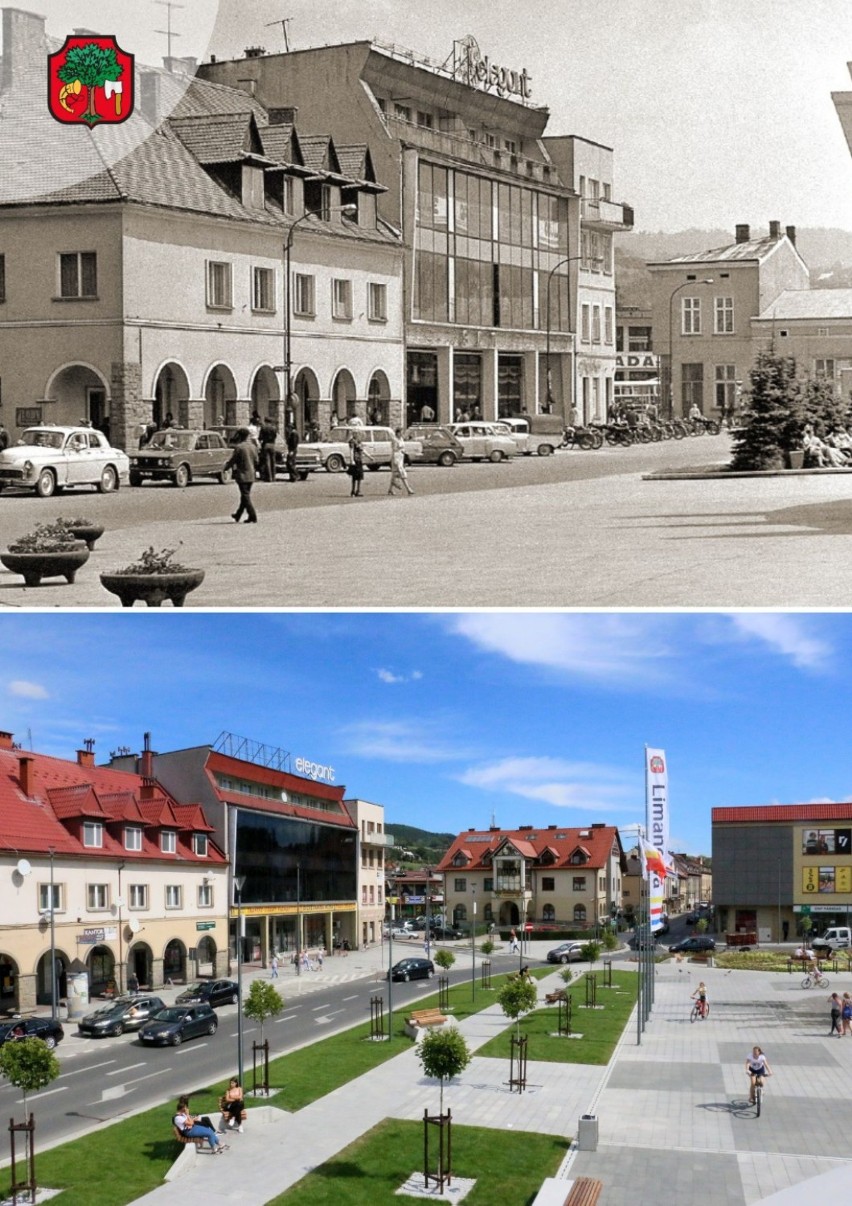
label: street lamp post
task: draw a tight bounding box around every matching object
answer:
[48,847,57,1022]
[295,861,302,977]
[234,875,246,1084]
[425,869,432,962]
[666,278,714,420]
[544,254,586,417]
[471,884,476,1001]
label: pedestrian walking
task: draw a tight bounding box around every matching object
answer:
[509,928,519,953]
[224,428,259,523]
[829,992,842,1036]
[258,418,278,482]
[317,948,324,970]
[285,425,300,481]
[842,992,852,1036]
[270,954,279,979]
[348,434,364,496]
[387,428,414,496]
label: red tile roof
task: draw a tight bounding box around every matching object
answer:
[437,825,622,872]
[713,803,852,823]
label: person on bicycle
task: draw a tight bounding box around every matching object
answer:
[745,1046,772,1104]
[691,981,708,1017]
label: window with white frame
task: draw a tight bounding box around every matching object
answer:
[87,883,109,910]
[293,273,315,316]
[715,364,737,411]
[206,260,233,309]
[282,175,295,216]
[332,277,353,320]
[124,826,142,852]
[83,821,103,848]
[128,883,148,910]
[59,251,97,298]
[592,306,601,343]
[714,296,734,334]
[160,831,176,854]
[197,882,213,908]
[682,297,702,335]
[581,303,590,343]
[368,281,387,322]
[252,266,275,313]
[573,876,587,891]
[574,903,587,922]
[604,306,613,345]
[815,358,836,379]
[193,833,208,857]
[165,884,182,909]
[38,883,63,912]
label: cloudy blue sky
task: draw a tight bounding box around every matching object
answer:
[1,611,847,855]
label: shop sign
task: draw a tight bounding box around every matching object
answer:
[453,36,531,101]
[196,921,216,931]
[78,925,117,944]
[794,903,847,913]
[294,756,336,783]
[616,354,659,371]
[229,902,356,918]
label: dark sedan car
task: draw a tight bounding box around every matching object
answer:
[546,941,584,964]
[175,979,239,1008]
[389,957,435,982]
[429,925,463,941]
[77,995,165,1037]
[138,1003,217,1046]
[129,429,232,488]
[668,936,716,954]
[0,1016,64,1049]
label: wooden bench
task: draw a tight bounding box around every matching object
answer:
[407,1008,447,1029]
[565,1177,603,1206]
[531,1175,604,1206]
[172,1123,207,1151]
[544,990,566,1006]
[219,1095,247,1127]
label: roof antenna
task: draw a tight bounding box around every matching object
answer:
[155,1,185,63]
[265,16,292,52]
[84,737,95,753]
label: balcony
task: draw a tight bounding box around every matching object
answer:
[362,831,394,847]
[581,197,634,231]
[383,115,561,185]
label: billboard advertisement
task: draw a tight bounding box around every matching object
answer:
[645,747,669,932]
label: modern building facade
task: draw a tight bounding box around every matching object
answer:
[436,823,625,932]
[343,797,393,947]
[712,802,852,943]
[648,222,809,419]
[200,35,633,426]
[0,729,227,1015]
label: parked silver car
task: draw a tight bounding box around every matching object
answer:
[446,422,516,462]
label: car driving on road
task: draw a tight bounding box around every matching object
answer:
[0,425,129,497]
[0,1016,64,1049]
[175,979,239,1008]
[388,957,435,982]
[138,1002,218,1046]
[668,936,716,954]
[546,941,584,964]
[77,995,166,1037]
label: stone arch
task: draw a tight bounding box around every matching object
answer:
[196,935,216,976]
[293,366,321,436]
[499,901,519,926]
[542,904,556,923]
[86,944,116,995]
[151,360,191,429]
[366,368,391,425]
[35,947,70,1006]
[202,363,239,429]
[330,367,357,421]
[127,941,153,989]
[573,904,587,924]
[249,365,281,424]
[163,937,187,984]
[43,362,111,434]
[0,951,20,1012]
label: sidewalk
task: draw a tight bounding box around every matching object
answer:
[131,958,852,1205]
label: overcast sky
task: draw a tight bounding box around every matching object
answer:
[3,611,851,856]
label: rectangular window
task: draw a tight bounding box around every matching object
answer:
[59,251,97,298]
[681,297,701,335]
[197,883,213,908]
[124,826,142,852]
[161,831,176,854]
[293,273,315,317]
[815,358,836,379]
[0,254,5,302]
[483,877,494,892]
[129,883,148,910]
[682,362,704,411]
[332,278,352,320]
[416,110,433,129]
[252,266,275,313]
[206,260,233,309]
[165,885,182,909]
[394,102,411,122]
[573,877,586,892]
[83,821,103,848]
[581,304,590,343]
[542,877,555,891]
[592,305,601,344]
[714,296,734,334]
[87,883,109,910]
[454,877,467,892]
[604,307,614,346]
[38,883,62,912]
[368,281,387,322]
[193,833,208,857]
[715,364,736,412]
[628,326,652,352]
[282,176,294,216]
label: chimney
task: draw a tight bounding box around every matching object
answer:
[163,55,198,75]
[139,70,163,127]
[1,8,48,93]
[786,225,797,246]
[735,224,750,244]
[139,731,154,779]
[269,106,298,126]
[77,749,95,767]
[0,730,14,750]
[139,779,157,800]
[19,755,34,797]
[769,220,781,239]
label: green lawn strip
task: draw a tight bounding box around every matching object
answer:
[268,1118,569,1206]
[476,969,637,1065]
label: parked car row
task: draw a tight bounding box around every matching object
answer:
[0,1016,65,1049]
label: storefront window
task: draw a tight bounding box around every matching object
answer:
[453,353,482,418]
[498,355,524,417]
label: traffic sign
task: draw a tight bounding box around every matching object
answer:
[524,923,533,932]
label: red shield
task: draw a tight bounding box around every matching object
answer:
[48,34,134,126]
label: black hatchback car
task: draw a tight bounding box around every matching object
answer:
[77,995,166,1037]
[668,936,716,954]
[175,980,239,1008]
[138,1003,217,1046]
[389,958,435,982]
[0,1016,64,1049]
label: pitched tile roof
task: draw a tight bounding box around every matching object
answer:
[713,803,852,823]
[437,825,622,872]
[168,112,269,165]
[757,289,852,321]
[650,234,799,266]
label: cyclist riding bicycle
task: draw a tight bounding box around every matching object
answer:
[745,1046,772,1104]
[691,981,708,1016]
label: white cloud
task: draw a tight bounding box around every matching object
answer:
[457,755,635,812]
[376,668,424,685]
[449,614,676,686]
[8,680,49,700]
[727,614,830,670]
[337,719,469,764]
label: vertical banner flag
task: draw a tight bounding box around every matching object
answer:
[645,747,669,932]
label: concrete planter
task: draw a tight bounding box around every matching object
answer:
[1,544,89,586]
[99,568,204,608]
[785,449,805,470]
[66,521,105,550]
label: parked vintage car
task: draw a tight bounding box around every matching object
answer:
[138,1002,218,1046]
[495,415,564,456]
[0,425,130,497]
[129,430,232,488]
[0,1016,65,1049]
[311,425,421,473]
[446,422,516,462]
[77,995,166,1037]
[404,425,464,467]
[175,979,239,1008]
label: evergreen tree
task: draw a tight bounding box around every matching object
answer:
[730,352,802,470]
[802,377,852,435]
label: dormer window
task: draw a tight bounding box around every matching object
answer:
[125,826,142,852]
[83,821,103,848]
[161,831,177,854]
[193,833,208,858]
[452,851,468,867]
[570,850,588,865]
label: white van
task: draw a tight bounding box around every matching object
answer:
[812,925,852,952]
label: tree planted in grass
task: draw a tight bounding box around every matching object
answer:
[418,1027,471,1114]
[0,1036,60,1114]
[497,975,538,1037]
[581,939,602,968]
[559,967,573,988]
[434,949,455,973]
[602,928,618,952]
[243,980,284,1046]
[480,939,494,957]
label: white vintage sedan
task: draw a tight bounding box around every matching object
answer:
[0,426,130,497]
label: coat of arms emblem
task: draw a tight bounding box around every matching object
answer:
[48,34,134,126]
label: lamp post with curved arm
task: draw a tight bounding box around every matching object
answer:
[666,278,714,420]
[544,254,583,415]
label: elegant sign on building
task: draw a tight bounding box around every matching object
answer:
[452,35,531,100]
[294,756,336,783]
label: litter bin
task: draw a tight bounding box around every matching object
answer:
[577,1114,598,1152]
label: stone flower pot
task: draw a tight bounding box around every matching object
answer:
[99,568,205,608]
[785,449,805,470]
[65,521,105,550]
[1,545,90,587]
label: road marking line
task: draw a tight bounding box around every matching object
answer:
[21,1086,68,1102]
[343,995,359,1001]
[58,1060,117,1078]
[123,1069,172,1087]
[311,1003,332,1011]
[106,1062,145,1076]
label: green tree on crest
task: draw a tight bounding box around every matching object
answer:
[57,43,122,124]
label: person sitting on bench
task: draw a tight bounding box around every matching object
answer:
[174,1095,225,1153]
[221,1077,245,1132]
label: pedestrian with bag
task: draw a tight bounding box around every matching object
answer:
[224,428,259,524]
[348,433,364,497]
[387,428,414,496]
